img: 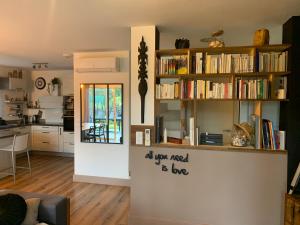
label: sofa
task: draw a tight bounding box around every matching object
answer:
[0,189,70,225]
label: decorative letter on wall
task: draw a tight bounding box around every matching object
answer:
[138,36,148,124]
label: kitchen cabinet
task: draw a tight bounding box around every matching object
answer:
[0,128,14,138]
[12,126,31,150]
[32,126,61,152]
[63,131,74,153]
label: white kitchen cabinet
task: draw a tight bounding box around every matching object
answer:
[9,77,27,90]
[12,126,31,150]
[32,125,61,152]
[63,131,74,153]
[58,126,64,152]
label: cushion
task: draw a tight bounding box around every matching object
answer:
[21,198,41,225]
[0,193,27,225]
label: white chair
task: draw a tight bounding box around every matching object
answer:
[0,134,31,183]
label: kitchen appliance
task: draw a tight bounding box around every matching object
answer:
[0,117,7,126]
[63,95,74,131]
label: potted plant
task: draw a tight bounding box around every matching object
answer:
[51,77,61,96]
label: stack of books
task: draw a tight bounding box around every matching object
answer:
[156,82,180,99]
[195,80,232,99]
[157,55,188,75]
[258,51,288,72]
[262,119,285,150]
[204,53,254,74]
[191,52,204,74]
[180,80,194,99]
[205,81,233,99]
[236,79,270,99]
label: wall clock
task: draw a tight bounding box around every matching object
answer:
[35,77,46,90]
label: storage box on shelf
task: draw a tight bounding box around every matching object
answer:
[154,44,290,152]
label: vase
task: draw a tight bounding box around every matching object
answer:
[51,84,60,96]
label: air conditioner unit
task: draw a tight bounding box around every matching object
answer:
[76,57,119,72]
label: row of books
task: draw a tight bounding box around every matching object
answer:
[158,52,288,75]
[262,119,285,150]
[202,81,233,99]
[156,80,233,99]
[157,55,188,75]
[258,51,288,72]
[205,53,254,74]
[236,79,270,99]
[155,83,180,99]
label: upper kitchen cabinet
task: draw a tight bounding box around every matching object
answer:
[0,67,29,91]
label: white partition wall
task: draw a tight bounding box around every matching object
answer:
[73,51,130,185]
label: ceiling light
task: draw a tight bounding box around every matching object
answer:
[32,63,49,70]
[63,53,73,59]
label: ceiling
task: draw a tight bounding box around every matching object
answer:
[0,0,298,69]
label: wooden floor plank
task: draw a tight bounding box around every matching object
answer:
[0,155,130,225]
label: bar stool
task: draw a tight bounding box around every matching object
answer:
[0,134,31,183]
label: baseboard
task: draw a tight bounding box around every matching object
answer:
[128,215,203,225]
[73,174,130,187]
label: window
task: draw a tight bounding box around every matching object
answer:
[80,83,123,144]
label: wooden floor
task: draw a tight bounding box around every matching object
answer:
[0,155,130,225]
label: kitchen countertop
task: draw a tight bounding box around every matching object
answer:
[0,123,63,130]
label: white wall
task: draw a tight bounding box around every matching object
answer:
[73,51,130,180]
[30,70,74,103]
[130,146,287,225]
[131,26,156,126]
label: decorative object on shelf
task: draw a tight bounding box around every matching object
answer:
[138,36,148,124]
[253,29,269,46]
[200,30,225,48]
[231,122,254,147]
[175,38,190,49]
[51,77,61,96]
[35,77,46,90]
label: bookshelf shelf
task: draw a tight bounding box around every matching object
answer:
[156,71,291,78]
[156,98,289,102]
[155,44,290,151]
[153,143,287,154]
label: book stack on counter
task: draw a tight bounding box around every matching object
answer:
[258,51,288,72]
[205,53,254,74]
[157,55,188,75]
[236,79,270,99]
[199,133,223,146]
[180,80,194,99]
[262,119,286,150]
[156,82,180,99]
[196,80,232,99]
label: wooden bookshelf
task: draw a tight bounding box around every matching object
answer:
[155,44,290,151]
[153,143,287,154]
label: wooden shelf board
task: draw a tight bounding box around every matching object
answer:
[156,98,289,102]
[4,101,25,104]
[156,49,189,57]
[256,44,291,52]
[156,44,291,55]
[151,143,287,154]
[155,98,193,101]
[156,71,291,78]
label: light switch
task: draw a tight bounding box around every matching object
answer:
[136,131,143,145]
